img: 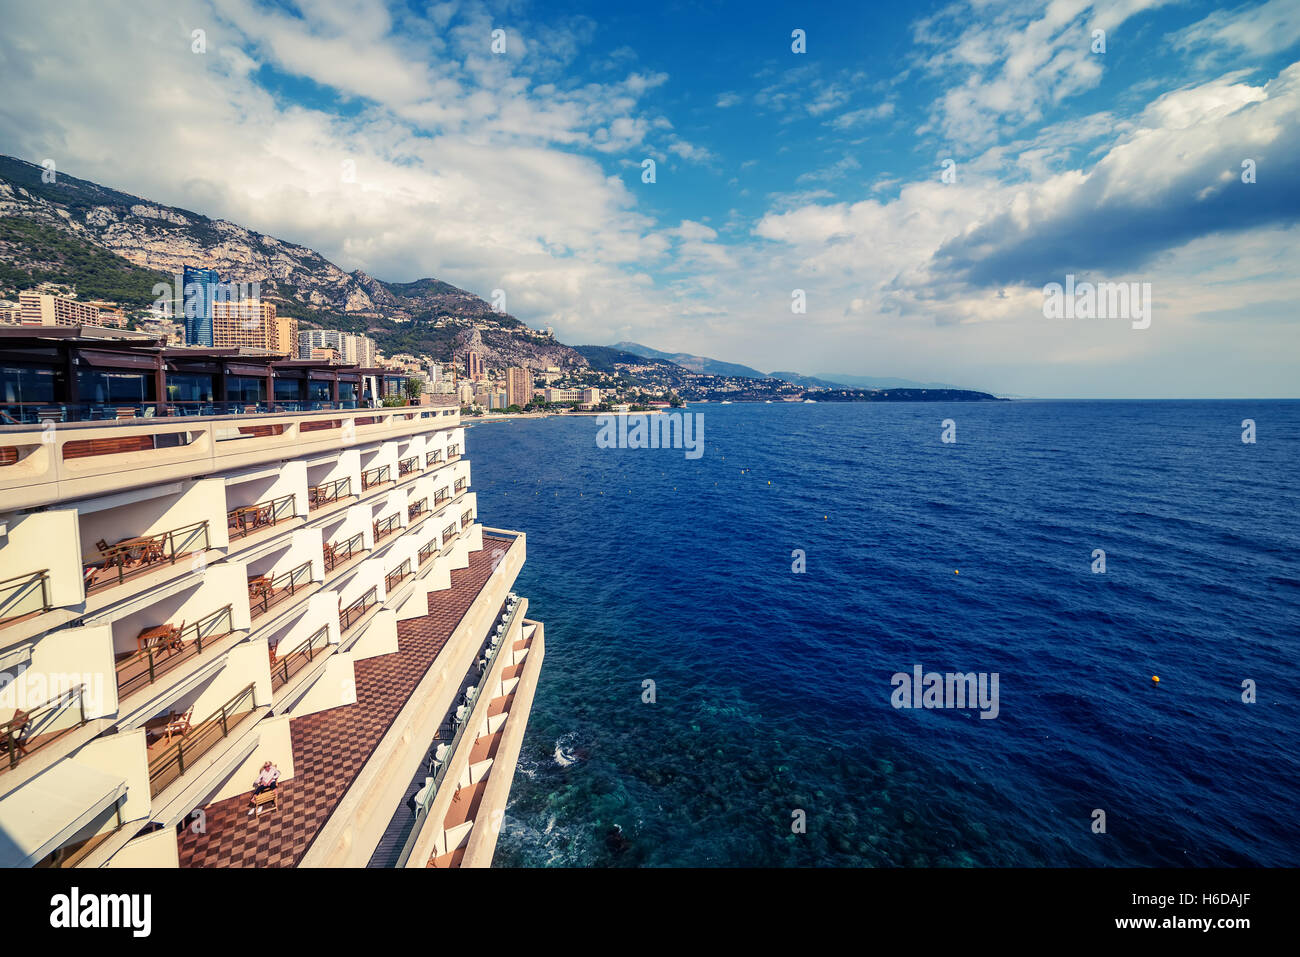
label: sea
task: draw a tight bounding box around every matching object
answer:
[465,400,1299,867]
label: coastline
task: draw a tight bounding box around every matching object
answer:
[465,409,669,423]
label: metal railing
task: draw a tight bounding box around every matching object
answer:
[433,490,450,506]
[324,532,365,572]
[361,464,391,490]
[425,450,443,467]
[269,625,330,692]
[453,478,467,494]
[340,586,378,632]
[1,683,87,771]
[249,560,315,620]
[373,513,401,543]
[117,604,235,698]
[398,455,419,477]
[0,401,374,424]
[393,597,523,867]
[309,476,351,511]
[0,569,51,625]
[441,523,457,548]
[147,682,257,797]
[385,560,412,592]
[84,520,210,594]
[460,511,474,530]
[446,445,460,459]
[408,498,428,521]
[417,540,438,566]
[227,492,296,539]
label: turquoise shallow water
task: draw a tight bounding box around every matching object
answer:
[466,401,1299,867]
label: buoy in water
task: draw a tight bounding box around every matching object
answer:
[1152,675,1160,684]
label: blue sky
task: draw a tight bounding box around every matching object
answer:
[1,0,1298,396]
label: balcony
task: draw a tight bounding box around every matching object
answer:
[361,464,391,491]
[408,498,428,521]
[373,513,401,544]
[440,523,457,548]
[340,586,378,632]
[308,476,351,511]
[248,560,314,622]
[433,490,450,507]
[425,450,442,467]
[115,604,236,699]
[417,539,438,567]
[384,560,413,593]
[453,478,467,495]
[0,684,88,775]
[460,511,474,530]
[0,570,50,627]
[446,445,461,462]
[146,682,257,797]
[397,455,419,477]
[83,520,210,595]
[323,532,365,573]
[269,624,329,693]
[227,492,296,540]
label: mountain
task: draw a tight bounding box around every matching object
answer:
[768,371,850,389]
[817,373,968,391]
[0,154,585,369]
[611,341,768,379]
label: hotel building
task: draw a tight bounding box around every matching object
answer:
[0,329,544,868]
[16,292,101,328]
[506,367,533,409]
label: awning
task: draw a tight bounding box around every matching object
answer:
[0,760,127,868]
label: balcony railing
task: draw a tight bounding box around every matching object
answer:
[425,450,443,467]
[417,540,437,567]
[460,511,474,530]
[308,476,351,511]
[323,532,365,572]
[384,560,412,593]
[116,604,236,699]
[453,478,467,494]
[269,625,329,693]
[408,498,428,521]
[147,682,257,797]
[433,490,450,507]
[392,596,523,867]
[227,492,296,539]
[1,684,87,773]
[83,520,210,594]
[441,523,457,548]
[398,455,419,477]
[248,560,314,621]
[340,586,378,632]
[373,513,401,543]
[0,569,50,626]
[446,445,460,460]
[0,400,367,424]
[361,464,391,490]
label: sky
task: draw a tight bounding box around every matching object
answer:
[0,0,1298,397]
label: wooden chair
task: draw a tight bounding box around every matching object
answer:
[322,541,338,568]
[160,707,193,743]
[252,788,278,813]
[2,709,31,760]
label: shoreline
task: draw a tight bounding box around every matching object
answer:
[465,409,669,423]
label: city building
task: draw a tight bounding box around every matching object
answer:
[506,367,533,409]
[581,388,601,406]
[0,330,543,869]
[181,266,221,347]
[274,315,299,357]
[464,350,484,382]
[297,330,376,367]
[212,299,279,351]
[543,387,583,404]
[84,301,128,328]
[17,291,101,327]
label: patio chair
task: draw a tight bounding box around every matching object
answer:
[2,709,31,761]
[161,707,193,742]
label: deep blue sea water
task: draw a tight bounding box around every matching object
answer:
[467,401,1299,867]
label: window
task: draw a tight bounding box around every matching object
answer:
[0,365,59,405]
[76,370,153,404]
[166,372,215,403]
[274,378,303,401]
[226,376,266,405]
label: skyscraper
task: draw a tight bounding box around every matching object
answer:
[506,366,533,409]
[182,265,221,347]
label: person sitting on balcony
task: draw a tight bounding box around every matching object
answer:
[247,761,281,816]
